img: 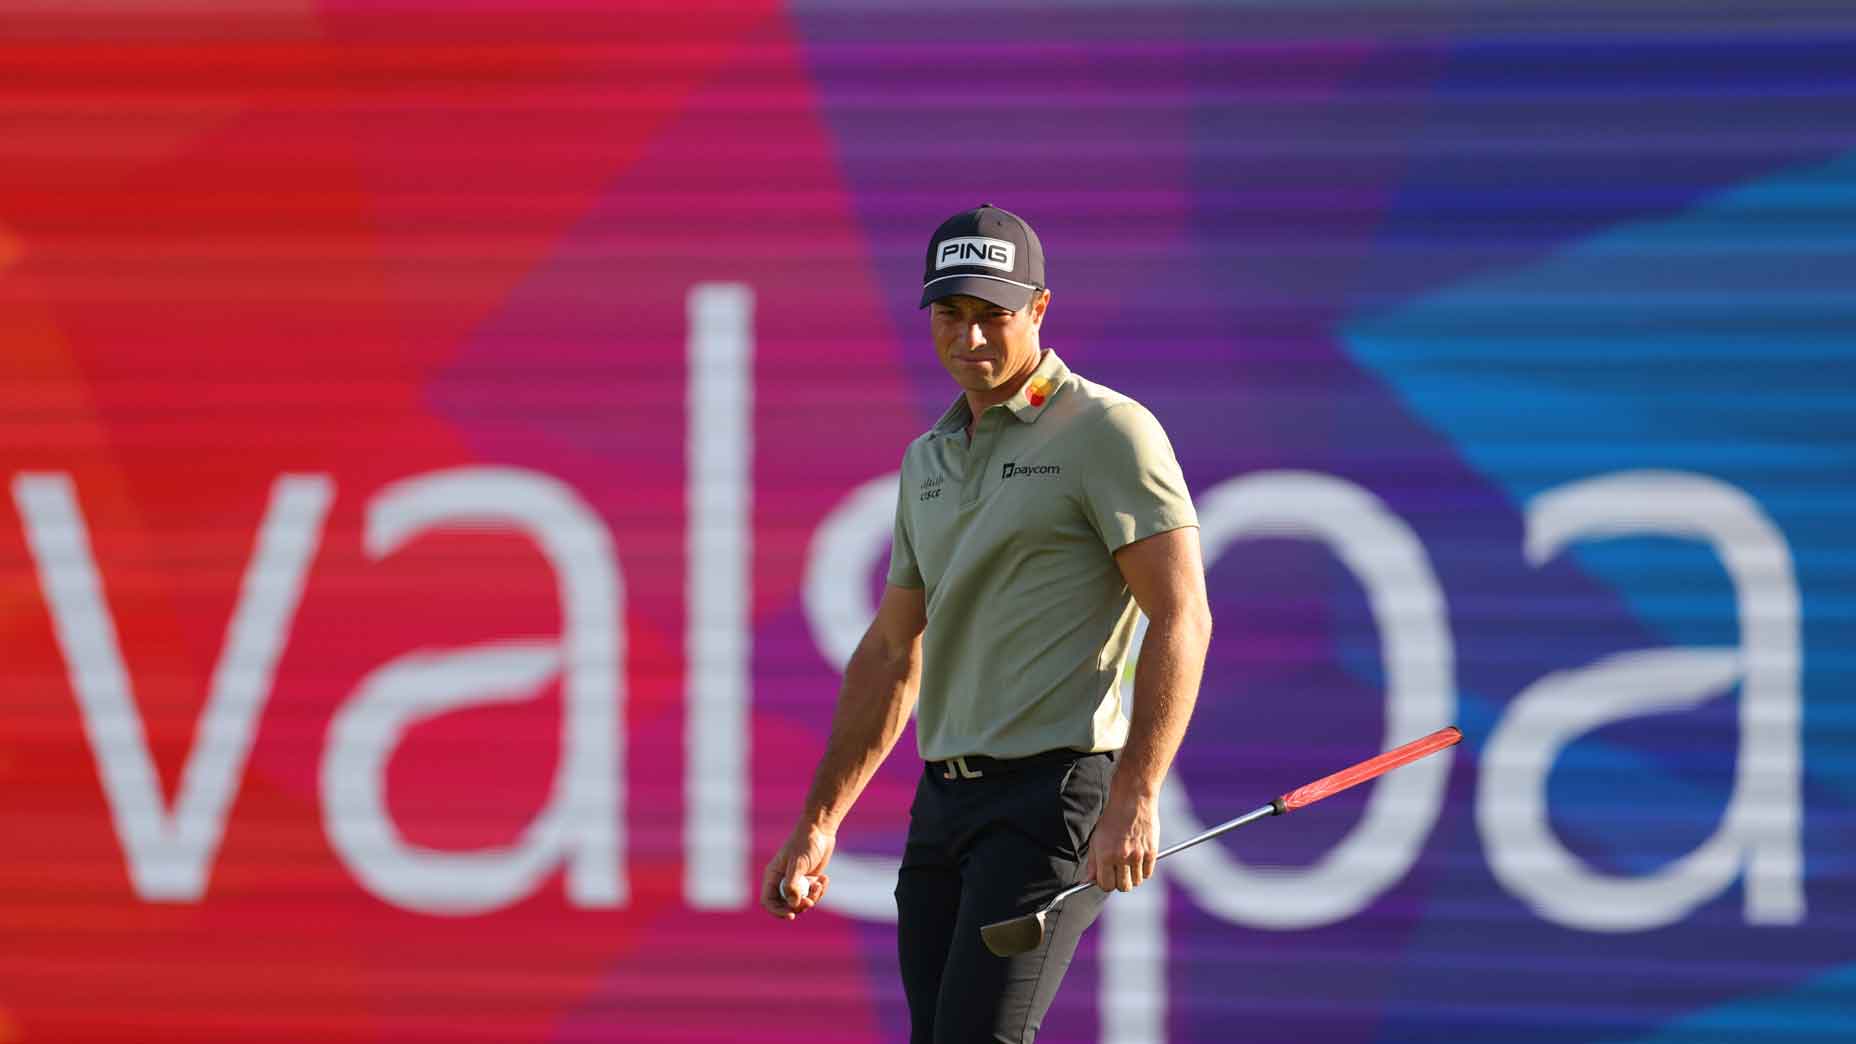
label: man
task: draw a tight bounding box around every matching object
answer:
[760,204,1213,1042]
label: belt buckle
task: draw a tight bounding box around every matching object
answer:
[941,755,984,780]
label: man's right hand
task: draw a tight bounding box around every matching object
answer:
[760,825,836,920]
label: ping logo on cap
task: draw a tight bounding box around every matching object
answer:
[935,236,1016,273]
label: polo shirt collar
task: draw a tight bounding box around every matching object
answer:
[1004,349,1069,423]
[931,349,1071,435]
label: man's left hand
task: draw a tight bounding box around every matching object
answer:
[1085,791,1160,892]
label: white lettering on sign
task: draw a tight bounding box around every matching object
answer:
[6,286,1814,1010]
[798,472,907,920]
[14,472,333,901]
[1479,470,1804,932]
[321,467,624,915]
[1157,471,1457,930]
[686,283,754,910]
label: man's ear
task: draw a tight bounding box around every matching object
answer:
[1030,289,1051,326]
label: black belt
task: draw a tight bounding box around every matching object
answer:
[930,747,1105,781]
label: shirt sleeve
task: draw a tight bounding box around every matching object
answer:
[886,461,925,589]
[1082,402,1199,551]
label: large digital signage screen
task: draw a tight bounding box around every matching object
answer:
[2,2,1852,1040]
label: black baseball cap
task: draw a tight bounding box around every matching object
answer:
[919,203,1046,311]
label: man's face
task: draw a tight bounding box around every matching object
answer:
[929,291,1048,393]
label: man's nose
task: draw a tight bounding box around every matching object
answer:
[963,323,986,351]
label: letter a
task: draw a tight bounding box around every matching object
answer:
[1481,471,1804,931]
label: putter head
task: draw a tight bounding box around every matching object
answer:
[980,909,1048,958]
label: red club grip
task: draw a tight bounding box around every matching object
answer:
[1276,726,1462,813]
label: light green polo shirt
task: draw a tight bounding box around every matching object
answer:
[887,349,1199,761]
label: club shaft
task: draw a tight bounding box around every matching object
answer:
[1043,801,1278,910]
[1155,802,1280,860]
[1035,728,1460,915]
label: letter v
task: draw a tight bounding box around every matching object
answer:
[13,473,333,900]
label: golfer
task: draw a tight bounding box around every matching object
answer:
[761,204,1213,1042]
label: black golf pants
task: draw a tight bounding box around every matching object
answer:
[894,748,1114,1044]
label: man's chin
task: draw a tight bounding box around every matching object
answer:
[946,366,999,389]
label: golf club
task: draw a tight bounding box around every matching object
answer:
[979,725,1463,957]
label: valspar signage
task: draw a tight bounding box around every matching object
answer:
[8,286,1805,940]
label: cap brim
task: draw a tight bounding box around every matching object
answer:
[919,275,1036,311]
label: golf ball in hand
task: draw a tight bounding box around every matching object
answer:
[787,875,815,904]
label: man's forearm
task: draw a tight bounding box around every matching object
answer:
[1112,609,1212,801]
[799,637,921,833]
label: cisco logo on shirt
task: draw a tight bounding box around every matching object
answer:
[935,236,1016,273]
